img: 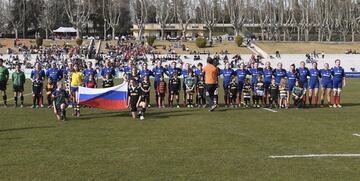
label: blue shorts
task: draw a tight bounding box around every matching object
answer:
[309,81,319,89]
[321,82,333,89]
[301,81,308,89]
[264,82,271,92]
[70,86,79,93]
[333,80,343,89]
[237,82,244,91]
[32,84,44,93]
[288,83,295,92]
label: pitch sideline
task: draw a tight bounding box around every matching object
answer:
[270,154,360,159]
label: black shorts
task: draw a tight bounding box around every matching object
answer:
[143,93,150,98]
[130,101,138,112]
[170,90,179,95]
[13,85,24,92]
[55,103,67,113]
[158,93,165,97]
[0,80,6,91]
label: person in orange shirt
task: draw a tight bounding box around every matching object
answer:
[202,57,219,112]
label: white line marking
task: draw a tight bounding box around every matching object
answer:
[263,108,278,113]
[0,93,32,104]
[353,133,360,137]
[270,154,360,159]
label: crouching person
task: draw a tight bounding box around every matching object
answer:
[292,80,306,108]
[128,78,147,120]
[52,82,70,121]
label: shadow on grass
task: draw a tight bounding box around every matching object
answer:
[342,103,360,107]
[0,125,56,133]
[75,109,195,121]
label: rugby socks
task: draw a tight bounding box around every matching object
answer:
[155,94,159,107]
[3,95,7,105]
[40,96,43,106]
[333,94,338,105]
[314,96,318,106]
[20,96,24,106]
[141,107,146,115]
[224,95,228,105]
[308,96,312,105]
[302,95,307,105]
[14,96,18,106]
[47,95,52,106]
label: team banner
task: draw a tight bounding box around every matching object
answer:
[79,83,128,110]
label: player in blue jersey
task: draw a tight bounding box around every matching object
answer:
[181,63,191,106]
[331,59,346,108]
[319,63,333,107]
[194,63,204,79]
[46,62,63,84]
[122,59,133,77]
[101,60,116,81]
[61,62,73,90]
[287,64,298,106]
[152,61,166,107]
[139,63,153,81]
[30,63,46,108]
[83,61,97,83]
[308,62,320,106]
[273,62,287,84]
[263,62,273,106]
[235,63,250,106]
[194,63,204,106]
[221,62,235,107]
[297,61,310,105]
[248,62,263,105]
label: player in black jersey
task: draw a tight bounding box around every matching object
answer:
[169,72,181,108]
[102,73,114,88]
[228,76,238,108]
[127,78,147,120]
[140,75,151,107]
[269,78,279,109]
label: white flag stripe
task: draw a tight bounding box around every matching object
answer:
[79,82,128,95]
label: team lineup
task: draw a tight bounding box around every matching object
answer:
[0,57,346,121]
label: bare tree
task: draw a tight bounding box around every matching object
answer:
[255,0,269,41]
[39,0,58,39]
[130,0,148,41]
[0,1,7,34]
[324,0,336,41]
[64,0,92,39]
[227,0,246,36]
[174,0,196,39]
[103,0,122,40]
[314,0,326,42]
[154,0,172,40]
[3,0,26,40]
[199,0,219,41]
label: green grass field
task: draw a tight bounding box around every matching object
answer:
[1,79,360,180]
[256,42,360,54]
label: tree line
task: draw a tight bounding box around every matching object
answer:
[0,0,360,42]
[132,0,360,42]
[0,0,131,40]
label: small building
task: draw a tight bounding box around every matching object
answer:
[131,24,207,39]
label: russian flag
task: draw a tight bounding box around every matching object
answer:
[78,82,128,110]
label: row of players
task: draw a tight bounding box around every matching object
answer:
[0,58,346,115]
